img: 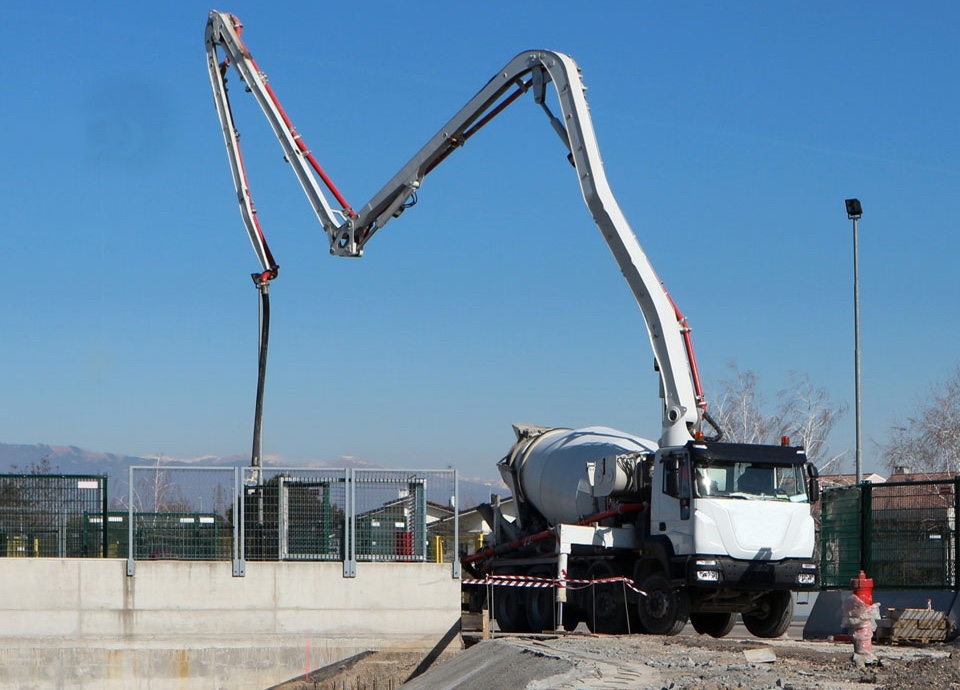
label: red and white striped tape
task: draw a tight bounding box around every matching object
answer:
[462,572,646,596]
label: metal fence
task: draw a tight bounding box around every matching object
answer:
[116,466,458,578]
[0,467,459,578]
[820,478,959,589]
[0,474,107,557]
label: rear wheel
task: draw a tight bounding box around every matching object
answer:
[561,606,581,632]
[524,567,556,633]
[742,590,793,639]
[635,572,689,636]
[690,611,737,638]
[493,578,529,633]
[585,560,631,634]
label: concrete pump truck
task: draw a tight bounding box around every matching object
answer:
[205,10,820,639]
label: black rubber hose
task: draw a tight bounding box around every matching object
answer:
[702,409,723,443]
[251,282,270,468]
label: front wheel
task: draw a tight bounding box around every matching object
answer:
[635,572,689,636]
[742,590,793,639]
[690,611,737,638]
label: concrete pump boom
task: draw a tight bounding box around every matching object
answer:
[205,10,713,448]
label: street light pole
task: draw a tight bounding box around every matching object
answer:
[845,199,863,485]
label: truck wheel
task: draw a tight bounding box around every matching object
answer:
[561,606,581,632]
[524,567,555,632]
[493,584,530,633]
[742,590,793,638]
[690,612,737,638]
[636,572,689,636]
[585,561,630,634]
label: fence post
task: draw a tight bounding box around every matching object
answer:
[233,467,246,577]
[955,477,960,591]
[100,475,109,559]
[860,482,872,575]
[452,469,461,579]
[126,466,135,577]
[343,468,357,578]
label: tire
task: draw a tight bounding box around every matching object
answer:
[742,590,793,639]
[585,561,631,634]
[690,611,737,638]
[524,567,555,633]
[561,607,581,632]
[635,572,689,636]
[493,583,529,633]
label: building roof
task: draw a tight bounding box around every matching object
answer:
[819,472,886,489]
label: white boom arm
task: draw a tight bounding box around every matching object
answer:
[205,11,706,446]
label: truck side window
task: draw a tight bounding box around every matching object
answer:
[663,455,691,518]
[663,456,681,497]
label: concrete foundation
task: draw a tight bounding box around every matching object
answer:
[0,558,461,689]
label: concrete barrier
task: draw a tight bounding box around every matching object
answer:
[0,558,460,689]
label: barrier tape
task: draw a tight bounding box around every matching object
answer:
[462,572,646,596]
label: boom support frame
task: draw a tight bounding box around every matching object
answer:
[205,10,711,446]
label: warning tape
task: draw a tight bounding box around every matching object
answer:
[462,573,646,596]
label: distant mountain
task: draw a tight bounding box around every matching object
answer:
[0,443,145,475]
[0,442,504,508]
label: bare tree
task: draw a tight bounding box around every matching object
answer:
[776,373,849,473]
[708,364,848,471]
[112,456,189,512]
[709,367,776,445]
[880,365,960,475]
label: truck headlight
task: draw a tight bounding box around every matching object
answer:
[696,569,720,582]
[797,573,816,585]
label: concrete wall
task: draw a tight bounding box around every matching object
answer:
[0,559,461,690]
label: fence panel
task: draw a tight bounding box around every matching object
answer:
[820,485,863,588]
[867,479,956,588]
[353,469,457,563]
[241,467,348,561]
[126,467,236,562]
[0,474,107,557]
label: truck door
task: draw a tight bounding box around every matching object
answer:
[651,451,694,555]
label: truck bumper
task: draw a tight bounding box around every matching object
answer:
[684,556,818,591]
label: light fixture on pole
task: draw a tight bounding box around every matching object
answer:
[845,198,863,485]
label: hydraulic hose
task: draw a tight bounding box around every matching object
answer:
[251,276,270,468]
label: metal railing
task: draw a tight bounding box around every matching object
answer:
[117,466,458,578]
[820,477,959,589]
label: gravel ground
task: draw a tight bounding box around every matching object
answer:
[403,630,960,690]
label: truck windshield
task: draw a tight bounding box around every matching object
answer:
[693,460,808,502]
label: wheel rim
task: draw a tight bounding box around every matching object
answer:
[644,589,670,620]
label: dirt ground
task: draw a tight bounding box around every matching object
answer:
[272,628,960,690]
[520,631,960,690]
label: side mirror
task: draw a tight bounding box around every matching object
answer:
[806,463,821,503]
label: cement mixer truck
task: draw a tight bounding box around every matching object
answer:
[465,425,819,637]
[206,12,820,638]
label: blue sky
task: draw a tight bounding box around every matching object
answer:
[1,1,957,480]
